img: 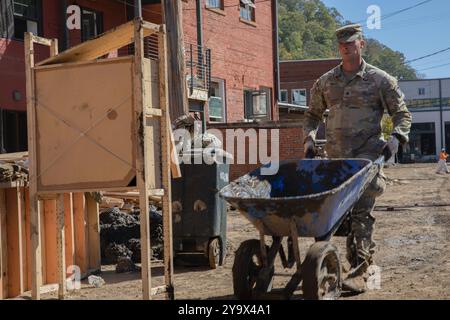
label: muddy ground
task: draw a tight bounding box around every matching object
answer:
[26,163,449,300]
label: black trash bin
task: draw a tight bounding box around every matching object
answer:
[172,149,230,269]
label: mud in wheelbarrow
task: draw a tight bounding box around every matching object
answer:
[219,158,382,300]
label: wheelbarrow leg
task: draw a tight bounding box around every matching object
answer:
[284,219,303,299]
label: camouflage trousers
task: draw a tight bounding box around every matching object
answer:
[346,170,387,268]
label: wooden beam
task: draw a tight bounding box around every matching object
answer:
[19,188,27,292]
[64,194,75,275]
[24,189,31,291]
[134,19,152,301]
[162,0,189,121]
[0,189,8,299]
[36,19,157,66]
[31,35,53,47]
[25,32,43,300]
[158,27,175,300]
[56,194,66,299]
[73,193,89,275]
[86,194,101,272]
[5,187,25,297]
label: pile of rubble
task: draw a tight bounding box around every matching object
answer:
[99,206,164,273]
[0,154,29,183]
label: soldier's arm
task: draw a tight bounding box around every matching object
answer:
[381,76,412,144]
[304,79,327,142]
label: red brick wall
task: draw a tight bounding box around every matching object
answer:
[0,0,129,112]
[280,59,341,106]
[208,121,304,181]
[182,0,277,122]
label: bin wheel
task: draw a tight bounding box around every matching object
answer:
[208,238,221,269]
[232,239,274,299]
[302,241,341,300]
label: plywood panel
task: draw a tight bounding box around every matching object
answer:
[0,189,7,299]
[5,188,24,297]
[34,58,137,192]
[73,193,88,274]
[86,194,101,272]
[43,200,57,284]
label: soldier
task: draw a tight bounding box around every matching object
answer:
[303,24,412,293]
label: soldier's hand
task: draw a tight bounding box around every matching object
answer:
[304,139,316,159]
[383,135,399,161]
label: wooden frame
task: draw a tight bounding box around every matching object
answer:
[25,18,176,300]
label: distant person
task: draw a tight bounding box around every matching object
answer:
[436,148,450,174]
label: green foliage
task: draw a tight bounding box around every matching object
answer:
[381,114,394,140]
[279,0,419,79]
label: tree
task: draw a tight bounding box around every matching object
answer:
[278,0,419,79]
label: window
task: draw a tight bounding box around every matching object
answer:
[240,0,255,22]
[280,89,288,103]
[418,88,425,96]
[81,8,103,42]
[0,109,28,153]
[292,89,307,106]
[209,78,226,123]
[244,87,271,120]
[206,0,224,9]
[13,0,41,40]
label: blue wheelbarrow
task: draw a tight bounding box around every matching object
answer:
[219,156,386,300]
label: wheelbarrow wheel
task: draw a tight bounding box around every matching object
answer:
[233,239,274,299]
[302,242,341,300]
[208,238,221,269]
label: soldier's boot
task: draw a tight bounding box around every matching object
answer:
[342,251,371,293]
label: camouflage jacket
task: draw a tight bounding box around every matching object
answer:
[304,60,412,160]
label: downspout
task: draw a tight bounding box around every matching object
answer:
[195,0,206,132]
[439,79,444,151]
[272,0,280,120]
[134,0,142,18]
[61,0,68,50]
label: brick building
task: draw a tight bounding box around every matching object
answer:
[0,0,279,153]
[279,58,341,120]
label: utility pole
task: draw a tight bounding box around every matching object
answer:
[162,0,189,121]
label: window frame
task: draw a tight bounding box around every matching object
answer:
[244,87,271,121]
[240,0,256,22]
[80,7,104,42]
[206,0,224,10]
[418,88,426,96]
[12,0,42,40]
[208,78,227,123]
[292,88,307,106]
[280,89,289,103]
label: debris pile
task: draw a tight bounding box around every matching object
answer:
[0,155,29,183]
[100,206,164,273]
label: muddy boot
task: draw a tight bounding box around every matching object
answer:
[342,255,370,294]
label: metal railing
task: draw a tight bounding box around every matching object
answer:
[185,43,211,94]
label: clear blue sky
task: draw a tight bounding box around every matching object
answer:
[321,0,450,79]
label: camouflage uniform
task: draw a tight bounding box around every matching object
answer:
[304,58,412,267]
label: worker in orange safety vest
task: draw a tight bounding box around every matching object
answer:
[436,148,450,174]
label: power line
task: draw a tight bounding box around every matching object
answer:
[404,47,450,64]
[354,0,433,25]
[418,61,450,72]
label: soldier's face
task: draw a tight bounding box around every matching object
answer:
[339,39,365,60]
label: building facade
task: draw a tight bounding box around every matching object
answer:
[399,78,450,162]
[278,58,341,120]
[0,0,278,153]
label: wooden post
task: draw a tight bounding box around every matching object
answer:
[25,32,43,300]
[0,189,8,299]
[56,194,66,299]
[73,193,89,276]
[134,19,152,300]
[64,193,75,276]
[162,0,189,121]
[19,187,27,292]
[158,26,175,300]
[5,187,25,297]
[86,193,101,272]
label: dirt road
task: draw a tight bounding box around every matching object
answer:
[33,163,449,300]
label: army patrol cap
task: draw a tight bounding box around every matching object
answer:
[335,24,363,43]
